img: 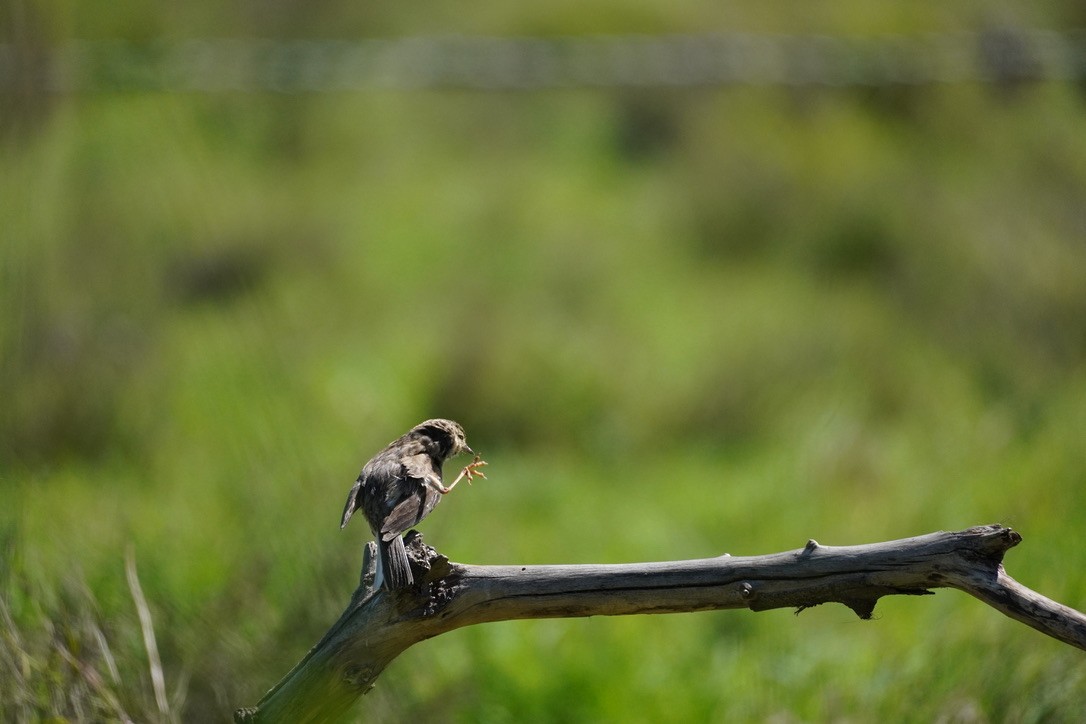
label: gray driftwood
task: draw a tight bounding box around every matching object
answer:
[235,524,1086,723]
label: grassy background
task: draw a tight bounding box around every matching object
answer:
[3,3,1086,722]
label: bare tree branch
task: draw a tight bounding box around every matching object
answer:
[235,524,1086,723]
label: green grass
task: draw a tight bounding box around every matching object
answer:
[4,8,1086,721]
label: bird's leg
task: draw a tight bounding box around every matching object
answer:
[442,456,487,494]
[427,477,452,495]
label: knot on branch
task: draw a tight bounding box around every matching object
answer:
[233,707,257,723]
[958,525,1023,568]
[971,524,1021,551]
[403,530,452,582]
[397,531,462,616]
[344,664,378,693]
[841,596,879,620]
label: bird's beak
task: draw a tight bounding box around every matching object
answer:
[463,444,475,456]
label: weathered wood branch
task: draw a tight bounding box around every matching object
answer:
[235,524,1086,723]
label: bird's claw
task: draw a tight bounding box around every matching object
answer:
[446,455,488,493]
[463,457,488,484]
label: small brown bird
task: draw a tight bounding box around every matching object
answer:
[340,419,486,591]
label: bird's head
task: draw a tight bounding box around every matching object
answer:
[412,418,472,460]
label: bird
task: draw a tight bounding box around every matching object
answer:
[340,419,486,591]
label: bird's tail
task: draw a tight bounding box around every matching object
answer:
[378,535,414,590]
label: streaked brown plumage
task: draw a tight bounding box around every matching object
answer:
[340,419,484,590]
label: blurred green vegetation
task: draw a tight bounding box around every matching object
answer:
[3,3,1086,722]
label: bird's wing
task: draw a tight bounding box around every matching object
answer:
[402,452,443,489]
[380,454,443,537]
[340,478,362,528]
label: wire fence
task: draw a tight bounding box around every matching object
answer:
[3,29,1085,94]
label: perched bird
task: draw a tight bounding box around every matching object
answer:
[340,419,486,591]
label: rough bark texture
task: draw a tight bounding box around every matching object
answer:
[235,525,1086,723]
